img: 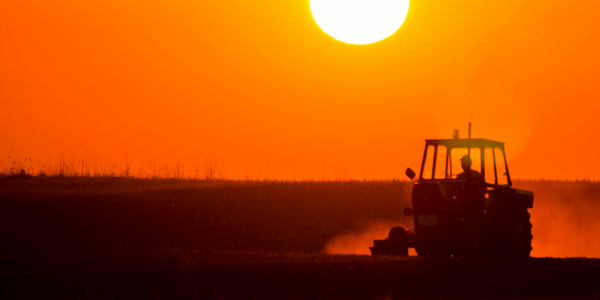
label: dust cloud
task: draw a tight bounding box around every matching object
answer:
[323,221,416,256]
[520,180,600,258]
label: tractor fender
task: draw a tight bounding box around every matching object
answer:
[515,189,534,208]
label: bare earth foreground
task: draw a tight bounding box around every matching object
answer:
[1,177,600,299]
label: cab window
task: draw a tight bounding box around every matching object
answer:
[434,145,448,179]
[484,147,496,184]
[422,145,435,179]
[449,148,481,179]
[495,148,509,185]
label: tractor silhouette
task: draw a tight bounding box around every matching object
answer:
[371,125,534,257]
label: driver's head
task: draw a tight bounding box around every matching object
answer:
[460,155,472,171]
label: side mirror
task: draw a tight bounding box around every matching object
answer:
[404,207,413,216]
[405,168,416,180]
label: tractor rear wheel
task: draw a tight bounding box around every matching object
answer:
[512,211,533,257]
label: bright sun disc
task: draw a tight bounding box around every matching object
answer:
[310,0,409,45]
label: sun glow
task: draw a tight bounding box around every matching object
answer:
[310,0,409,45]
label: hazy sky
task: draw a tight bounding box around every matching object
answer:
[1,0,599,179]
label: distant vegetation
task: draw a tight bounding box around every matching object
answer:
[0,153,223,180]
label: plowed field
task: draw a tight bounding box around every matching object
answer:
[2,178,599,299]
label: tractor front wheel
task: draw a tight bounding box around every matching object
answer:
[388,226,409,256]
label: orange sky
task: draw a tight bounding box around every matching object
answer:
[1,0,599,179]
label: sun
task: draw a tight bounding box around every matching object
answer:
[309,0,409,45]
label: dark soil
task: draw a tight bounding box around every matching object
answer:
[1,177,599,299]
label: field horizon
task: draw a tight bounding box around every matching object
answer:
[4,152,599,182]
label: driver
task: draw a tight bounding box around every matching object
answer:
[457,155,481,180]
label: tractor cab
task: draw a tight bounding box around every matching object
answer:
[371,127,534,257]
[413,138,511,187]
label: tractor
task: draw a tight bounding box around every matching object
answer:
[371,125,534,257]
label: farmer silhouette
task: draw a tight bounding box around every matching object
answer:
[457,155,481,179]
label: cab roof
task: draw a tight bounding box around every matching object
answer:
[425,138,505,148]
